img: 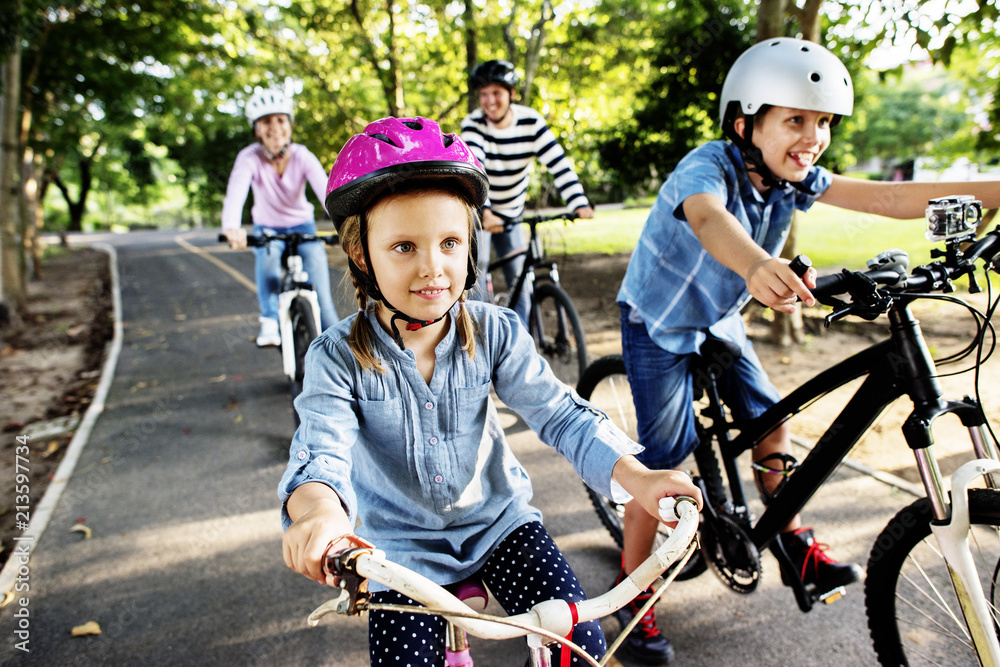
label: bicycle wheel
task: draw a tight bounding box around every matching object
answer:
[529,282,588,387]
[288,296,318,411]
[576,355,707,580]
[865,488,1000,666]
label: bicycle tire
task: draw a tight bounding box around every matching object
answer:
[529,282,588,387]
[865,487,1000,666]
[576,355,707,580]
[288,297,318,419]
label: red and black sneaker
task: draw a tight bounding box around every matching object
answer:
[611,566,675,665]
[778,527,863,593]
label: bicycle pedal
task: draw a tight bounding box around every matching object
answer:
[815,585,846,605]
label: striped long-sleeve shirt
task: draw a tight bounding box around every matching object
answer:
[460,104,590,218]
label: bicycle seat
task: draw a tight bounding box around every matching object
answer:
[448,577,489,611]
[698,335,743,363]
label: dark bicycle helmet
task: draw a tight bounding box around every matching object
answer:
[468,60,519,91]
[325,117,488,348]
[719,38,854,192]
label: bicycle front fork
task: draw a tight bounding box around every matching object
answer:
[930,458,1000,667]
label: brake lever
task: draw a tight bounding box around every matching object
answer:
[324,547,374,616]
[824,306,854,328]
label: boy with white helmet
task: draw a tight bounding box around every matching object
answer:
[615,38,1000,665]
[222,88,338,345]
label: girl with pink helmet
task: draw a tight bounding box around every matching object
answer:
[278,116,701,665]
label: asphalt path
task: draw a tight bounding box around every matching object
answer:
[0,228,906,665]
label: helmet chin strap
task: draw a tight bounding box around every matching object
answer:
[729,118,815,196]
[262,141,290,160]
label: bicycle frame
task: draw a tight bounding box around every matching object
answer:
[487,219,558,312]
[703,297,1000,660]
[714,302,996,547]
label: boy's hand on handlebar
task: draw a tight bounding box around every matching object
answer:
[223,228,247,250]
[745,257,816,313]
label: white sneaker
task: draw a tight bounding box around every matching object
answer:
[256,317,281,347]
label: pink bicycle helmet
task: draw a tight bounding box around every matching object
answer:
[325,117,488,231]
[326,117,488,350]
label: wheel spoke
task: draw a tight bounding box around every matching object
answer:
[867,490,1000,665]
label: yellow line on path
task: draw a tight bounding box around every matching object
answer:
[174,234,257,293]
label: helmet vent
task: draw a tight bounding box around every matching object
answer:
[442,135,455,148]
[402,120,423,130]
[370,133,398,146]
[810,72,822,82]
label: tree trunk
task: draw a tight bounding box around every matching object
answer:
[520,0,553,107]
[53,154,93,233]
[464,0,478,114]
[20,147,41,279]
[350,0,401,116]
[1,23,27,317]
[757,0,824,346]
[756,0,786,41]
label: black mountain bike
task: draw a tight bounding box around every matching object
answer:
[485,211,588,386]
[578,199,1000,665]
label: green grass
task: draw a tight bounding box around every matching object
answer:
[539,202,939,269]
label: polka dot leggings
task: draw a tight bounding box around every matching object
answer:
[367,522,607,665]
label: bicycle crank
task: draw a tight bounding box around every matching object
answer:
[695,477,762,594]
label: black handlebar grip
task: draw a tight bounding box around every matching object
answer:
[218,234,228,242]
[789,255,812,277]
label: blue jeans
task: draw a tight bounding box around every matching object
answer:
[473,226,531,327]
[619,304,780,470]
[252,221,338,331]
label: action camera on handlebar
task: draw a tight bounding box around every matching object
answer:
[925,195,982,242]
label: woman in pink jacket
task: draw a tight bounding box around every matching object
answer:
[221,88,338,346]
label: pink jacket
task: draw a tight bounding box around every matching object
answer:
[221,143,328,230]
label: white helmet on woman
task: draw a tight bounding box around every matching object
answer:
[245,89,294,127]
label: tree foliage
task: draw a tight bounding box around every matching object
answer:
[595,0,754,199]
[2,0,999,237]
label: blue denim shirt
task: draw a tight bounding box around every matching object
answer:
[617,141,832,354]
[278,301,640,588]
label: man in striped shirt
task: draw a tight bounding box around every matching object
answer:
[461,60,594,326]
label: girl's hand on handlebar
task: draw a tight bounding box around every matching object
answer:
[745,257,816,313]
[282,495,354,585]
[612,456,703,527]
[223,228,248,250]
[575,206,595,220]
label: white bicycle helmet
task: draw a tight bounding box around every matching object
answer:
[720,38,853,126]
[245,88,294,127]
[719,38,854,191]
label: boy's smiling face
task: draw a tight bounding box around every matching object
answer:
[736,106,833,191]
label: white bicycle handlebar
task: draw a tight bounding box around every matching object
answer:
[310,496,700,642]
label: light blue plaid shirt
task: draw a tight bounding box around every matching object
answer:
[617,141,832,354]
[278,301,640,589]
